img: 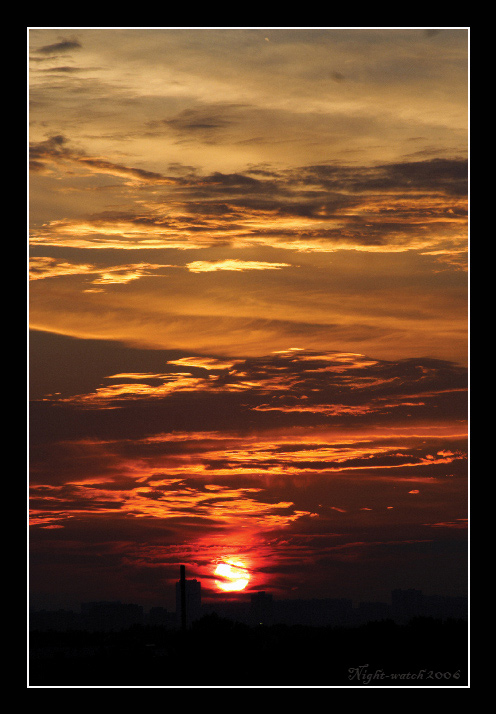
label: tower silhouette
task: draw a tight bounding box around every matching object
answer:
[176,565,202,629]
[180,565,186,631]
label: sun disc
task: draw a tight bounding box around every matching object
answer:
[214,560,250,592]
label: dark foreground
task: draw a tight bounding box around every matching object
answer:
[29,615,468,687]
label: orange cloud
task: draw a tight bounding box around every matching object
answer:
[186,259,291,272]
[29,257,172,285]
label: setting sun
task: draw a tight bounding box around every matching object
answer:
[214,560,250,592]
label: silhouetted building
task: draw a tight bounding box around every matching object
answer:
[422,595,468,620]
[392,589,422,608]
[147,606,176,628]
[29,609,80,632]
[355,601,391,624]
[250,591,273,625]
[201,600,251,624]
[175,576,202,628]
[274,598,352,627]
[391,589,423,622]
[80,601,143,631]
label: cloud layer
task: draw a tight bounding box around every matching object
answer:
[29,29,468,609]
[30,336,467,606]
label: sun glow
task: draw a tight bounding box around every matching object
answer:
[214,560,250,592]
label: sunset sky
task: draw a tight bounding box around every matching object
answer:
[29,28,468,611]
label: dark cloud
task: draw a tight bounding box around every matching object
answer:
[29,135,176,184]
[30,144,467,258]
[29,160,46,173]
[77,156,167,182]
[202,172,262,188]
[162,108,238,133]
[35,39,82,55]
[167,158,467,243]
[41,66,84,73]
[300,159,468,196]
[30,340,467,449]
[29,329,186,401]
[29,134,69,159]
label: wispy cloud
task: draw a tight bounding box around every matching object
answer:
[29,257,173,285]
[29,135,178,185]
[186,259,291,272]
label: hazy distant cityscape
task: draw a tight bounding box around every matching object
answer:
[30,573,468,633]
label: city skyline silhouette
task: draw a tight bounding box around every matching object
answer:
[29,566,468,687]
